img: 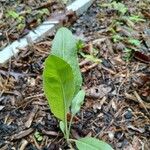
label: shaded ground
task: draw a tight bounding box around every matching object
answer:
[0,0,150,149]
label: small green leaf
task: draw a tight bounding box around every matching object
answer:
[51,27,82,95]
[128,15,145,23]
[76,137,113,150]
[112,34,123,43]
[7,10,19,19]
[43,55,75,121]
[123,48,133,61]
[37,136,43,142]
[112,2,128,15]
[59,121,65,135]
[76,40,85,51]
[99,2,127,15]
[71,90,85,115]
[41,8,50,15]
[34,131,43,142]
[80,52,101,63]
[17,23,25,31]
[128,38,141,46]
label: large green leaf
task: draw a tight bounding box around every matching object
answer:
[76,137,113,150]
[51,27,82,95]
[43,55,75,121]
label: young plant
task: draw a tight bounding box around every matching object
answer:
[34,131,43,142]
[123,48,134,61]
[128,38,141,47]
[76,40,102,63]
[100,1,128,15]
[43,27,113,150]
[6,10,25,31]
[128,15,145,23]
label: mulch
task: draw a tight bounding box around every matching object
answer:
[0,0,150,149]
[0,0,65,49]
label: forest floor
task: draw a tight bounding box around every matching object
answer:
[0,0,150,150]
[0,0,65,49]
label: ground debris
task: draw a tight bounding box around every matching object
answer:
[11,128,34,140]
[0,0,150,149]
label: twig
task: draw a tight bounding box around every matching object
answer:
[19,139,28,150]
[11,128,34,140]
[41,129,59,136]
[125,92,150,109]
[101,65,116,75]
[24,93,44,100]
[25,105,38,128]
[32,135,41,150]
[81,63,98,73]
[79,59,90,67]
[133,91,149,114]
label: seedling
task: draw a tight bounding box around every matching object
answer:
[112,34,123,43]
[112,1,127,15]
[76,40,102,63]
[123,48,134,61]
[43,27,113,149]
[6,10,25,31]
[76,40,85,51]
[128,38,141,47]
[100,1,128,15]
[128,15,145,23]
[34,131,43,142]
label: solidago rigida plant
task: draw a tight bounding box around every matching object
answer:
[43,27,113,150]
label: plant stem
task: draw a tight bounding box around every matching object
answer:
[65,113,69,140]
[68,114,74,137]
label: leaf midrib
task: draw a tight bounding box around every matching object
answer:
[58,71,67,121]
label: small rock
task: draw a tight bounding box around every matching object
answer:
[108,131,115,141]
[124,110,132,119]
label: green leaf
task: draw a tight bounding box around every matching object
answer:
[123,48,133,61]
[71,90,85,115]
[128,15,145,23]
[112,2,127,15]
[43,55,75,121]
[80,52,101,63]
[34,131,43,142]
[59,121,65,135]
[76,40,85,51]
[7,10,19,19]
[51,27,82,95]
[128,38,141,46]
[112,34,123,43]
[99,2,127,15]
[76,137,113,150]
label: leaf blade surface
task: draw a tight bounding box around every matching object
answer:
[43,55,75,121]
[51,27,82,94]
